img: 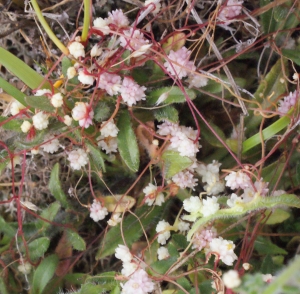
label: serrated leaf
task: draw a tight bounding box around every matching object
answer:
[36,202,61,231]
[25,237,50,262]
[282,49,300,66]
[32,254,59,294]
[94,101,111,122]
[25,95,55,113]
[154,106,179,123]
[96,205,163,260]
[86,143,106,172]
[147,87,196,105]
[66,229,86,251]
[0,117,23,132]
[117,111,140,172]
[49,163,69,209]
[161,150,193,179]
[254,236,288,255]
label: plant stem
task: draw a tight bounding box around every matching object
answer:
[81,0,90,42]
[30,0,69,55]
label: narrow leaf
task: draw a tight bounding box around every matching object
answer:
[32,254,59,294]
[25,95,55,113]
[49,163,69,209]
[86,143,106,172]
[36,202,61,231]
[117,111,140,172]
[161,150,193,178]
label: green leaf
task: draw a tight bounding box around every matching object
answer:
[0,47,51,90]
[147,87,196,105]
[66,229,86,251]
[172,234,189,249]
[36,202,61,231]
[117,111,140,172]
[254,236,288,255]
[49,163,69,209]
[259,0,277,33]
[96,205,163,260]
[263,208,291,225]
[282,49,300,66]
[85,272,118,292]
[62,56,73,76]
[32,254,59,294]
[86,143,106,172]
[0,117,23,132]
[0,216,16,238]
[200,120,226,148]
[94,101,111,122]
[261,254,275,275]
[0,277,9,294]
[154,106,179,123]
[150,256,177,274]
[25,95,55,113]
[161,150,193,178]
[26,237,50,262]
[79,284,106,294]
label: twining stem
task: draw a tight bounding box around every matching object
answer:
[30,0,69,55]
[81,0,91,42]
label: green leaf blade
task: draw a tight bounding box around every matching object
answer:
[25,95,55,113]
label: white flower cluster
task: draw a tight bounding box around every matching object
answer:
[157,121,201,190]
[68,41,85,59]
[156,220,172,245]
[223,270,241,289]
[32,112,49,130]
[67,148,89,170]
[192,227,217,251]
[218,0,244,24]
[145,0,161,15]
[10,100,26,116]
[225,170,251,190]
[196,160,225,195]
[71,102,94,128]
[115,244,138,277]
[90,199,108,222]
[120,28,149,52]
[207,237,238,266]
[143,183,165,206]
[34,89,64,108]
[41,136,60,154]
[278,90,299,115]
[183,195,220,221]
[98,120,119,154]
[164,46,196,79]
[157,246,169,260]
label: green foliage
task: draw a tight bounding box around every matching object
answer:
[32,254,59,294]
[49,163,69,209]
[254,236,288,255]
[154,106,179,123]
[66,229,86,251]
[25,237,50,262]
[117,111,140,172]
[161,150,193,178]
[25,95,55,113]
[86,142,106,172]
[96,205,163,260]
[36,202,61,232]
[0,117,23,132]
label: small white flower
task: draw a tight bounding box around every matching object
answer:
[41,136,60,154]
[187,73,208,88]
[107,9,129,27]
[21,121,32,133]
[183,196,202,213]
[121,269,154,294]
[218,0,244,24]
[100,121,119,138]
[157,246,169,260]
[98,73,122,96]
[68,41,85,59]
[120,77,147,106]
[115,244,133,263]
[63,115,72,126]
[72,102,94,128]
[177,220,190,232]
[192,227,217,251]
[143,183,165,206]
[121,262,138,277]
[67,67,77,79]
[107,213,122,226]
[156,220,171,245]
[90,199,108,222]
[51,93,63,108]
[93,17,110,35]
[98,137,118,154]
[18,262,32,275]
[227,193,243,208]
[91,44,102,57]
[262,274,274,283]
[208,237,238,266]
[10,100,26,116]
[172,170,198,190]
[201,196,220,217]
[68,148,89,170]
[78,70,95,85]
[120,28,149,52]
[223,270,241,289]
[225,171,251,190]
[34,89,52,96]
[32,112,49,130]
